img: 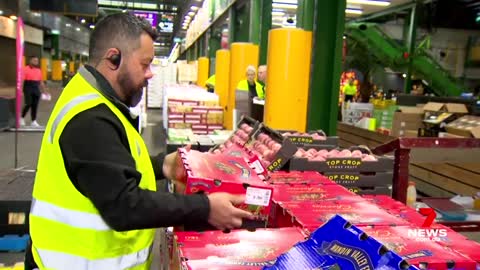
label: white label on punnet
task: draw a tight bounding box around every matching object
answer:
[245,187,271,206]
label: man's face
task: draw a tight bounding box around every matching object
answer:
[30,57,39,67]
[117,33,154,107]
[257,66,267,83]
[247,71,256,84]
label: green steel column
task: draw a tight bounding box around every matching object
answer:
[404,3,418,94]
[259,0,272,65]
[297,0,304,28]
[52,34,60,60]
[199,37,205,57]
[209,28,221,75]
[249,0,261,44]
[297,0,314,31]
[307,0,346,135]
[235,2,250,42]
[228,7,236,44]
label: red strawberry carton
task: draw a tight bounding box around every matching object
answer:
[178,149,272,222]
[176,228,306,270]
[175,227,306,248]
[291,201,411,233]
[271,184,363,203]
[362,194,407,210]
[361,225,477,270]
[266,171,335,185]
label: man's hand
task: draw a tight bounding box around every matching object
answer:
[163,145,191,181]
[207,193,253,230]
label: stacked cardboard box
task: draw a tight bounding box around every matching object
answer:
[164,85,223,134]
[391,106,424,137]
[446,115,480,138]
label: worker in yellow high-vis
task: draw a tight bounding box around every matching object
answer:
[343,77,358,102]
[25,13,252,270]
[235,65,264,122]
[205,74,215,93]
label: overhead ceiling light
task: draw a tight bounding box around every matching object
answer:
[0,10,3,15]
[32,12,41,17]
[402,73,407,78]
[347,0,390,6]
[51,29,60,34]
[81,18,86,24]
[76,27,81,31]
[154,42,161,46]
[272,3,297,9]
[66,23,71,27]
[10,15,17,20]
[188,11,195,16]
[190,6,199,11]
[185,15,191,19]
[345,8,363,14]
[89,24,95,29]
[122,9,127,13]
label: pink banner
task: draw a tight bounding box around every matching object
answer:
[15,17,24,129]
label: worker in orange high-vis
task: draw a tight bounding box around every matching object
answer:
[21,56,47,127]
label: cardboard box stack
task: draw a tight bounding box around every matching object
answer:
[391,106,424,137]
[147,59,177,109]
[176,60,198,83]
[446,115,480,138]
[163,85,224,134]
[288,146,394,195]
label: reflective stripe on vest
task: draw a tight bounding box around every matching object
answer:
[35,244,152,270]
[49,93,101,143]
[30,198,110,231]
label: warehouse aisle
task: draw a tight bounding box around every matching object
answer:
[0,84,167,268]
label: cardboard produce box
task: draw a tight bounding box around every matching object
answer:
[176,228,305,269]
[392,108,424,137]
[423,102,469,114]
[266,171,335,186]
[346,185,392,196]
[177,149,272,223]
[446,115,480,138]
[362,226,478,269]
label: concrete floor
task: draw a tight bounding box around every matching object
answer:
[0,84,167,268]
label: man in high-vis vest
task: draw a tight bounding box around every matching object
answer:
[26,14,252,270]
[235,66,264,123]
[205,74,215,93]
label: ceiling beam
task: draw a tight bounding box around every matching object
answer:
[349,1,417,22]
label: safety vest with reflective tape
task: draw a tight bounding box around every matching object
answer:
[237,79,265,99]
[29,70,156,270]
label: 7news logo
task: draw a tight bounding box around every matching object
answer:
[407,208,448,242]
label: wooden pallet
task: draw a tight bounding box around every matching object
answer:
[337,122,480,197]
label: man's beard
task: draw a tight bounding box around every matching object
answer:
[117,66,146,107]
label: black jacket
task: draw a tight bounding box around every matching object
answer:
[25,66,210,268]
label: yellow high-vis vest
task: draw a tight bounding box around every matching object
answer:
[236,79,265,99]
[29,68,156,269]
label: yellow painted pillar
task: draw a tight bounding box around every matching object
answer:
[40,58,48,81]
[227,42,259,129]
[69,61,75,73]
[51,60,63,81]
[215,49,230,123]
[264,28,312,132]
[197,57,209,88]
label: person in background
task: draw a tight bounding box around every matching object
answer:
[205,74,215,93]
[236,65,263,120]
[257,65,267,95]
[343,77,357,103]
[25,14,252,270]
[21,56,47,127]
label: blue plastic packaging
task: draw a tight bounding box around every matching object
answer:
[263,215,419,270]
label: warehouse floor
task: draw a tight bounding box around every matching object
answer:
[0,83,479,267]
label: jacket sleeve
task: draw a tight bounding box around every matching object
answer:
[59,105,210,231]
[150,153,166,180]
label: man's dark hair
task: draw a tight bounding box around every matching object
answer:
[88,13,158,64]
